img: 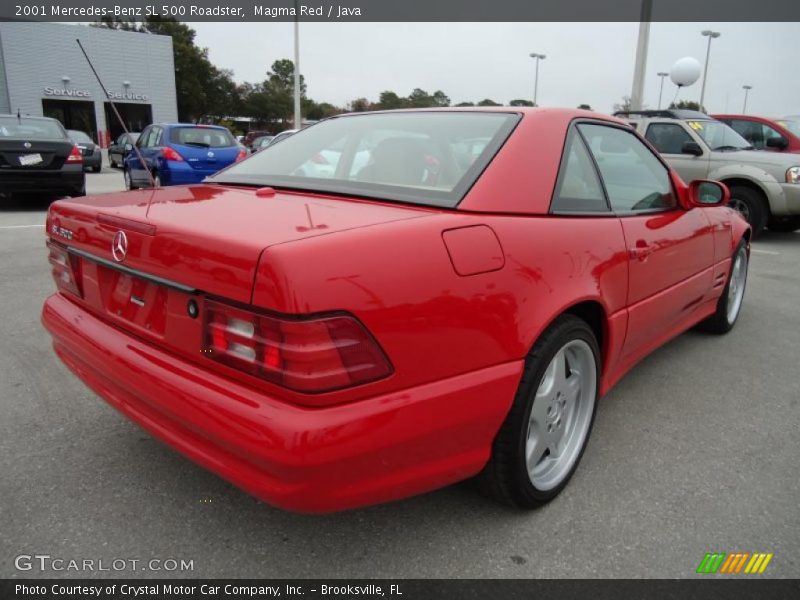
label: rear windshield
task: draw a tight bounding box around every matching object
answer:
[209,111,520,208]
[0,117,66,140]
[170,127,235,148]
[68,130,93,143]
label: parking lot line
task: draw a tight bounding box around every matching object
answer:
[0,224,44,229]
[751,248,780,256]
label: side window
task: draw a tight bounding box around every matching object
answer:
[580,123,676,213]
[551,130,608,213]
[152,127,163,146]
[138,127,152,148]
[761,124,785,146]
[729,119,764,148]
[644,123,693,154]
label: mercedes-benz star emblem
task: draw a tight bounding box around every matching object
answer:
[112,231,128,263]
[207,151,214,158]
[23,142,31,149]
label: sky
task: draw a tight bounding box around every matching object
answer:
[190,21,800,116]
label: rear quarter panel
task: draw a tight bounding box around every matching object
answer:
[251,212,629,405]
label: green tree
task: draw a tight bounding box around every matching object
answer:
[377,91,407,110]
[454,101,475,107]
[349,98,371,112]
[431,90,450,107]
[477,98,501,106]
[670,100,706,113]
[509,99,534,107]
[577,104,593,110]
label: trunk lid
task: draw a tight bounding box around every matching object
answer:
[47,183,430,306]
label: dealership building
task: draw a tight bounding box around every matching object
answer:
[0,22,178,146]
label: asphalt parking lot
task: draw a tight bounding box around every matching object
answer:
[1,172,798,579]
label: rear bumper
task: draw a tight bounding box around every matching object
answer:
[42,292,521,513]
[0,168,84,196]
[161,162,226,186]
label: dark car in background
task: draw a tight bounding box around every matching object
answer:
[0,114,85,201]
[108,132,140,168]
[124,123,246,189]
[712,114,800,154]
[250,135,274,152]
[67,129,102,172]
[243,130,272,152]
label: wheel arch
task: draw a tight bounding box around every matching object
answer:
[718,177,771,216]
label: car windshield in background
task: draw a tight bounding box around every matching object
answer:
[776,120,800,136]
[170,127,235,148]
[67,130,93,144]
[210,111,520,207]
[689,120,752,151]
[0,117,65,140]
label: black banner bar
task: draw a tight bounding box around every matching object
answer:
[3,579,800,600]
[3,0,800,22]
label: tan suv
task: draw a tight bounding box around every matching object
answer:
[618,109,800,235]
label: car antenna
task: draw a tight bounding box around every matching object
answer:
[75,38,157,191]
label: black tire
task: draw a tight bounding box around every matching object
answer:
[768,216,800,233]
[92,165,101,173]
[697,239,749,334]
[479,314,600,508]
[124,168,137,190]
[109,155,117,168]
[727,185,767,237]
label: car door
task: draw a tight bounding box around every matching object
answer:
[644,122,710,183]
[579,122,715,360]
[128,126,151,184]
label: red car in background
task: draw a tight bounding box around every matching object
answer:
[42,108,750,513]
[712,114,800,153]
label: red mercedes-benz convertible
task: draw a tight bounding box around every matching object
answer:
[42,108,750,512]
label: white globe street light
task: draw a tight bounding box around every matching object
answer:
[529,53,546,107]
[699,30,721,111]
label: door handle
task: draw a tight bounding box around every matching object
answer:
[630,239,654,261]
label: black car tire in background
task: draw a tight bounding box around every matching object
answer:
[727,185,767,237]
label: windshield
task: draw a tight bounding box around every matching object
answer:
[209,111,520,208]
[0,117,66,140]
[169,127,236,148]
[776,120,800,137]
[687,120,752,150]
[68,130,93,144]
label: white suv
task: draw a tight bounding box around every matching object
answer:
[619,109,800,235]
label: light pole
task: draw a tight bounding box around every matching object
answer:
[630,0,653,111]
[657,71,669,109]
[699,29,721,112]
[293,0,301,130]
[529,53,546,107]
[742,85,753,114]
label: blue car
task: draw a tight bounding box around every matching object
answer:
[123,123,245,189]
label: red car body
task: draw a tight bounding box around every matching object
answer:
[42,108,750,512]
[711,114,800,153]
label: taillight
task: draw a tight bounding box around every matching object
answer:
[47,241,82,298]
[66,145,83,163]
[235,149,247,162]
[162,146,184,162]
[204,299,392,393]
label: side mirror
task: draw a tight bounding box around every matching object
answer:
[688,179,729,207]
[766,136,789,149]
[124,143,133,152]
[681,141,704,156]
